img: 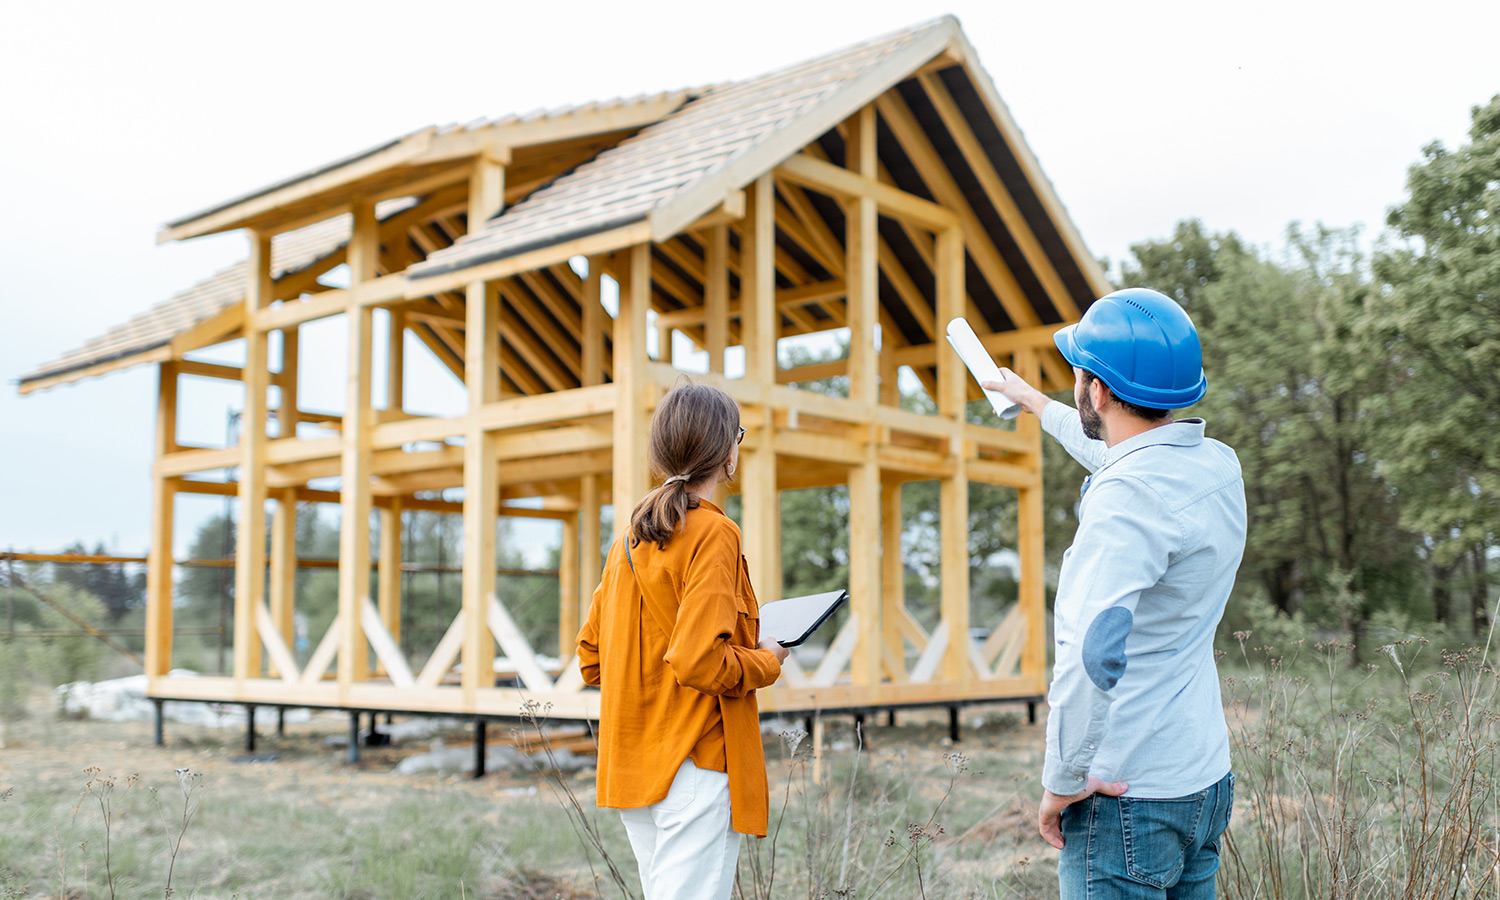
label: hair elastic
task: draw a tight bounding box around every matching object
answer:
[662,474,693,486]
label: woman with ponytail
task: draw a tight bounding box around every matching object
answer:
[577,380,788,899]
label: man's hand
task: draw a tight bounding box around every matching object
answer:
[980,367,1052,417]
[758,637,790,663]
[1038,776,1129,849]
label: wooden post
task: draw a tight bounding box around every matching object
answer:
[387,310,405,413]
[558,513,579,657]
[579,474,602,622]
[1014,346,1046,689]
[145,362,177,678]
[337,201,377,697]
[845,105,882,686]
[657,324,675,366]
[378,498,404,657]
[461,279,500,703]
[704,224,729,374]
[881,479,905,679]
[468,150,507,230]
[936,228,970,684]
[581,258,604,387]
[268,488,297,677]
[578,261,605,635]
[279,327,300,437]
[612,245,652,532]
[740,176,780,600]
[234,229,272,683]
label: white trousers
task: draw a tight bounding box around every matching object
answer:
[619,758,741,900]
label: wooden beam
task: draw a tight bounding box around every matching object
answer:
[918,71,1081,322]
[468,151,507,230]
[1013,346,1047,691]
[875,91,1041,330]
[145,362,177,677]
[378,498,403,665]
[234,229,272,683]
[845,105,882,688]
[408,220,652,299]
[890,322,1063,369]
[268,488,298,678]
[937,227,970,684]
[386,310,405,413]
[942,36,1114,298]
[704,225,728,373]
[279,327,301,437]
[612,246,652,531]
[579,474,602,632]
[336,201,378,697]
[881,481,906,682]
[778,153,958,232]
[558,512,579,658]
[501,279,582,375]
[741,176,779,602]
[461,279,500,702]
[581,258,605,386]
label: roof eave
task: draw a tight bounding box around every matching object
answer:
[156,129,438,244]
[156,91,700,246]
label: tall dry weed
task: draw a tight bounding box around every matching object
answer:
[1222,631,1500,899]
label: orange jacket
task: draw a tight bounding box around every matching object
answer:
[578,499,781,836]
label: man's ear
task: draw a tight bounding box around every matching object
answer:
[1090,378,1110,412]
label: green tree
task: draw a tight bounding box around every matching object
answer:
[1124,222,1420,649]
[1372,95,1500,634]
[50,541,145,623]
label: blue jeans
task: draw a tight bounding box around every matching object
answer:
[1058,771,1234,899]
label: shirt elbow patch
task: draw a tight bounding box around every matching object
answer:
[1082,607,1132,691]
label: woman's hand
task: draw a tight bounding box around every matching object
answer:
[758,637,790,663]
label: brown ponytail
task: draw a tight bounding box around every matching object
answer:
[629,380,740,550]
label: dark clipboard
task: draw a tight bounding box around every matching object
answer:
[758,590,848,648]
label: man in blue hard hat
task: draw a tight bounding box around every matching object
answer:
[982,287,1247,899]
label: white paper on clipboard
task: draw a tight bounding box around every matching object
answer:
[758,590,847,648]
[945,317,1022,420]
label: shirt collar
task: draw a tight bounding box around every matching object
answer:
[697,497,728,516]
[1102,418,1206,466]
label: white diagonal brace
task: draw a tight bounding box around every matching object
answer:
[361,597,415,688]
[487,593,555,692]
[553,654,586,694]
[300,613,341,686]
[812,612,861,687]
[255,601,301,684]
[416,609,466,688]
[909,620,951,684]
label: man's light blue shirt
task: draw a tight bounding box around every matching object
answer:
[1039,401,1247,799]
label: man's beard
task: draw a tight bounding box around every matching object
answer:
[1079,398,1104,441]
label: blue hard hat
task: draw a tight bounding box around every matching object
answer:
[1053,288,1207,409]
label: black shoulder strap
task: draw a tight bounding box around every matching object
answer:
[621,534,672,639]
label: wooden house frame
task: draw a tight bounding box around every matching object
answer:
[18,17,1110,730]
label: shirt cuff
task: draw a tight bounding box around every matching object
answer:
[1042,750,1091,796]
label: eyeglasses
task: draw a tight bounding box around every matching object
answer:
[736,426,747,445]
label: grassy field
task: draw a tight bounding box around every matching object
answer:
[4,634,1499,899]
[0,693,1049,899]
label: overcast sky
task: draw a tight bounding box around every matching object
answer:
[2,0,1496,559]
